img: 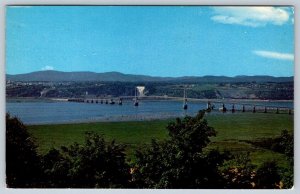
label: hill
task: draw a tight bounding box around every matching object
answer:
[6,70,293,83]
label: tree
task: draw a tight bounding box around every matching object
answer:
[255,161,281,189]
[278,129,294,160]
[278,129,294,189]
[42,132,131,188]
[133,110,228,188]
[6,113,42,188]
[41,147,71,187]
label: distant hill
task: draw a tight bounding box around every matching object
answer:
[6,70,293,83]
[6,71,170,82]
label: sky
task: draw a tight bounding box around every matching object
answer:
[6,6,294,77]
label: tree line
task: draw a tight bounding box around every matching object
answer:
[6,111,293,188]
[6,81,294,100]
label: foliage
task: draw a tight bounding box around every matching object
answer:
[278,129,294,160]
[244,129,294,188]
[280,166,293,189]
[28,113,293,169]
[41,132,131,188]
[7,112,294,189]
[6,113,42,188]
[221,152,256,189]
[248,129,294,157]
[7,81,294,100]
[277,130,294,189]
[133,110,229,188]
[255,161,281,189]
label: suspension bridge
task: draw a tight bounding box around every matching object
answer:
[67,87,293,115]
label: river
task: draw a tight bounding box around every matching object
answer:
[6,99,294,125]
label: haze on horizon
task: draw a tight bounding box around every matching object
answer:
[6,6,294,77]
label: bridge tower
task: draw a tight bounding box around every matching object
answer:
[134,87,139,106]
[207,101,212,111]
[183,88,188,110]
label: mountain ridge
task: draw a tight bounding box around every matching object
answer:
[6,70,293,83]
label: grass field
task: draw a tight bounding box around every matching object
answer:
[28,112,293,168]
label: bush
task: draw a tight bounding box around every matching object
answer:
[41,132,131,188]
[221,152,256,189]
[255,161,281,189]
[6,113,42,188]
[133,110,228,188]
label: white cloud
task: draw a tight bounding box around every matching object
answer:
[41,66,54,71]
[211,7,290,27]
[253,50,294,61]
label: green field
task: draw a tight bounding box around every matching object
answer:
[28,112,293,167]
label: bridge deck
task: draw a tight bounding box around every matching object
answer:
[68,95,293,110]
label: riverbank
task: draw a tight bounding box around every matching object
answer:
[6,97,68,102]
[6,96,294,103]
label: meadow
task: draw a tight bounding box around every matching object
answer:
[28,112,293,168]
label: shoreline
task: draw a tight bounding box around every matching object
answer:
[7,97,294,126]
[25,114,179,126]
[6,97,294,103]
[25,110,293,126]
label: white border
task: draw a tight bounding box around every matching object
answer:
[0,1,298,194]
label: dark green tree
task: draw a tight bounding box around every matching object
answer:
[278,129,294,159]
[252,130,294,188]
[41,147,71,187]
[133,110,228,188]
[255,161,281,189]
[42,132,131,188]
[278,129,294,189]
[6,113,42,188]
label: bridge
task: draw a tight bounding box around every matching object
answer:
[67,96,293,115]
[66,86,293,114]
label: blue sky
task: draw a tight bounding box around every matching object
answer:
[6,6,294,77]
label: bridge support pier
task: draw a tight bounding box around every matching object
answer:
[222,104,227,113]
[207,101,212,112]
[183,99,188,110]
[231,104,235,113]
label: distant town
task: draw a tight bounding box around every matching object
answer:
[6,76,294,100]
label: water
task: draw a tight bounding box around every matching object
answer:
[6,100,294,125]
